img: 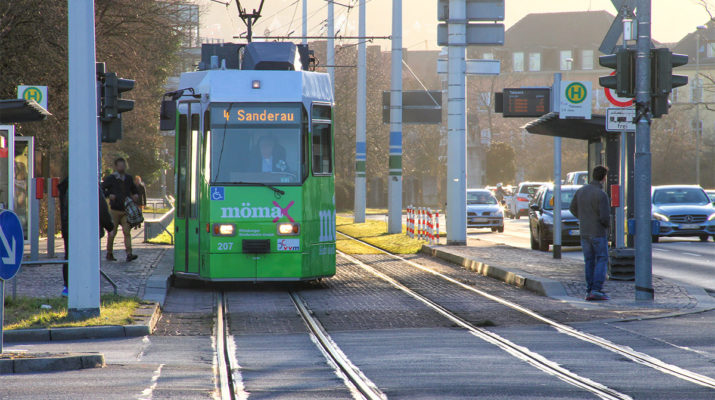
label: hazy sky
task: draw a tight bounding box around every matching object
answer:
[196,0,713,49]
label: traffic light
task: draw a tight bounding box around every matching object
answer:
[651,48,688,118]
[100,71,135,143]
[599,49,636,98]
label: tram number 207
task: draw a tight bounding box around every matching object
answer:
[217,242,234,251]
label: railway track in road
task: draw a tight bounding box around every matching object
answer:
[216,290,386,400]
[337,232,715,393]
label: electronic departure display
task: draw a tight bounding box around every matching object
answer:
[501,88,550,118]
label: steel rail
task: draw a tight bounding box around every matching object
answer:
[338,231,715,390]
[338,249,630,400]
[289,290,387,400]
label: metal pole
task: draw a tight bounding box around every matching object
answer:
[1,279,4,353]
[354,0,367,223]
[387,0,402,234]
[552,73,562,259]
[695,32,701,186]
[68,0,101,317]
[617,130,626,247]
[327,0,335,90]
[302,0,308,45]
[634,0,653,301]
[47,181,56,258]
[446,0,467,245]
[30,179,39,261]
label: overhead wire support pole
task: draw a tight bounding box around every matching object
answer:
[552,73,562,260]
[302,0,308,45]
[327,0,335,87]
[446,0,467,245]
[354,0,367,223]
[387,0,402,234]
[246,35,391,40]
[67,0,101,318]
[634,0,653,301]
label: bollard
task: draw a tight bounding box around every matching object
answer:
[30,178,42,261]
[435,210,440,245]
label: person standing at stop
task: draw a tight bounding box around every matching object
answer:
[102,157,139,262]
[569,166,611,301]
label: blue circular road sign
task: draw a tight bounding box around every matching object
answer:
[0,211,24,280]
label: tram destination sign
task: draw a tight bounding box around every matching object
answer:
[495,88,551,118]
[213,103,300,125]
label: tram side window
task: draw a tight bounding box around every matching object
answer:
[311,123,332,175]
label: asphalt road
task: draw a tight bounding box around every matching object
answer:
[470,218,715,291]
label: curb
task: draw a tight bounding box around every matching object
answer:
[421,245,568,297]
[141,248,173,307]
[0,353,105,374]
[3,302,160,343]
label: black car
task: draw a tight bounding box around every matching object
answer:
[529,185,582,251]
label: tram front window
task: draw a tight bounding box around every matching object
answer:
[211,103,302,184]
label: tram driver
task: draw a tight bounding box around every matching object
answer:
[253,135,290,174]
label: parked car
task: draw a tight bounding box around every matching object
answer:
[505,182,548,219]
[651,185,715,242]
[467,189,504,232]
[528,184,582,251]
[564,171,589,186]
[706,189,715,205]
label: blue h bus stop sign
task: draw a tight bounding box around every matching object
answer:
[0,210,24,353]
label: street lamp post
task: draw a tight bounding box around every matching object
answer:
[695,25,706,186]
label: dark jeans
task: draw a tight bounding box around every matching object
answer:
[581,235,608,293]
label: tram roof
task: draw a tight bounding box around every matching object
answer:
[177,70,333,105]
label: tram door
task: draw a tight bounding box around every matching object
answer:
[176,103,201,274]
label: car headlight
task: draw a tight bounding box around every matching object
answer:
[542,213,553,224]
[708,213,715,221]
[495,209,503,217]
[277,222,300,235]
[213,223,235,236]
[653,212,670,222]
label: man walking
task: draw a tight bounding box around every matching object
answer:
[102,157,139,262]
[569,165,611,301]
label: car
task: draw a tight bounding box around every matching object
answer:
[564,171,589,186]
[651,185,715,242]
[467,189,504,232]
[505,182,548,219]
[706,189,715,205]
[528,184,582,251]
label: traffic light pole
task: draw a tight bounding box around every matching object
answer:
[634,0,654,301]
[354,0,367,223]
[387,0,403,234]
[68,0,101,317]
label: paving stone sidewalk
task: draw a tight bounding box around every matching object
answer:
[7,227,171,299]
[428,238,715,311]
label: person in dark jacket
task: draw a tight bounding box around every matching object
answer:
[569,166,611,301]
[59,178,115,297]
[102,157,139,262]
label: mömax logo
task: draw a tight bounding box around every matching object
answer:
[221,202,283,219]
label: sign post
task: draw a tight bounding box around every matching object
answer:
[0,210,25,354]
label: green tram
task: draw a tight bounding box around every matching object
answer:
[161,42,336,282]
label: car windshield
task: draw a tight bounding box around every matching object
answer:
[467,191,497,205]
[653,188,710,204]
[519,184,543,196]
[576,174,588,185]
[707,192,715,202]
[210,103,303,184]
[543,189,577,210]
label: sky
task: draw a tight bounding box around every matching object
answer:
[195,0,714,49]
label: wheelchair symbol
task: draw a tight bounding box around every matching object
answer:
[211,187,225,201]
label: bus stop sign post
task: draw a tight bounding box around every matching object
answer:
[0,210,25,354]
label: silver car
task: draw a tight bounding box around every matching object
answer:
[467,189,504,232]
[651,185,715,242]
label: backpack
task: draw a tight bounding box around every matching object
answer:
[124,197,144,228]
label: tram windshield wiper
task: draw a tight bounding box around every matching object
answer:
[235,182,285,196]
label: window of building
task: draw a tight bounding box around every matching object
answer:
[560,50,573,70]
[528,53,541,71]
[512,52,524,72]
[581,50,594,70]
[707,42,715,58]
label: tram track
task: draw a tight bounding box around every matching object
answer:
[216,288,385,400]
[337,231,715,392]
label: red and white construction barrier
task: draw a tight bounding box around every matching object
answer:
[407,205,440,245]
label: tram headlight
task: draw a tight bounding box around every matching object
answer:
[213,223,235,236]
[278,223,300,235]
